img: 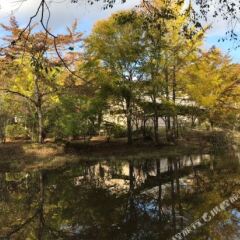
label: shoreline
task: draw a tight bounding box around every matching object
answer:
[0,140,212,172]
[0,129,237,171]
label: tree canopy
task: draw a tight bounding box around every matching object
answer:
[0,0,239,144]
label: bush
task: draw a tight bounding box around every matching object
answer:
[207,131,234,153]
[112,125,127,138]
[5,124,29,139]
[102,122,127,139]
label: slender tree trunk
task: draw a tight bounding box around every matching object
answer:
[127,115,132,144]
[172,65,177,140]
[36,104,43,144]
[191,115,195,128]
[97,112,102,134]
[153,95,159,144]
[154,114,159,144]
[1,120,7,144]
[176,116,179,138]
[165,67,171,140]
[126,98,132,145]
[142,116,147,140]
[34,75,44,144]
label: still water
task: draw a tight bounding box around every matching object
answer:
[0,151,240,240]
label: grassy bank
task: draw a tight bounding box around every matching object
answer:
[0,130,219,171]
[0,129,237,172]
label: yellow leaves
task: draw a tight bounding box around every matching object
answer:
[7,63,35,98]
[49,95,60,104]
[92,17,115,38]
[182,47,239,113]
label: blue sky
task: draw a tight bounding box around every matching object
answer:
[0,0,240,62]
[206,35,240,63]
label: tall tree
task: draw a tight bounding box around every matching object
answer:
[85,11,146,144]
[139,0,206,142]
[181,47,240,129]
[0,18,83,143]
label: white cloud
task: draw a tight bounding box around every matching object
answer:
[0,0,141,34]
[0,0,237,36]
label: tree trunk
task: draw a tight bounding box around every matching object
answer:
[153,96,159,144]
[126,98,132,145]
[172,65,177,140]
[142,116,147,140]
[36,104,43,144]
[165,67,171,141]
[97,112,103,133]
[34,75,44,144]
[127,115,132,145]
[154,114,159,144]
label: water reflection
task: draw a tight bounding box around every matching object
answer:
[0,152,240,239]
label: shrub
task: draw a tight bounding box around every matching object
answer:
[207,131,234,153]
[5,124,29,139]
[102,122,127,139]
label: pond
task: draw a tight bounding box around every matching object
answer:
[0,151,240,240]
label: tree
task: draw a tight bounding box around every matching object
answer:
[0,18,83,143]
[138,0,206,142]
[85,11,146,144]
[182,47,240,129]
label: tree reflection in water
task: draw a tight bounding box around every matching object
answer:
[0,152,240,239]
